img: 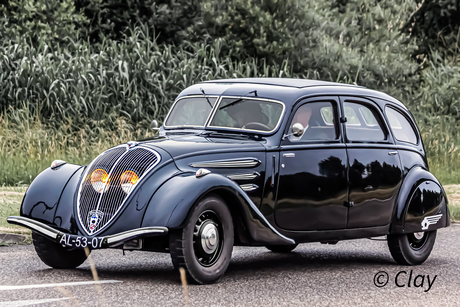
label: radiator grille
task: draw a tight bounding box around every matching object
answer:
[77,145,161,235]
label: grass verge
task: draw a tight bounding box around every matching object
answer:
[0,186,29,233]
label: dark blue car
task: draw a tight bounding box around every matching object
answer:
[8,78,450,284]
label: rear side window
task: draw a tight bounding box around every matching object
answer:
[344,102,385,142]
[385,107,418,144]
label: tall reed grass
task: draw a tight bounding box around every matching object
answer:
[0,28,293,134]
[2,101,460,186]
[1,25,460,186]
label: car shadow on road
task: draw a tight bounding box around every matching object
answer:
[66,246,398,285]
[226,248,395,277]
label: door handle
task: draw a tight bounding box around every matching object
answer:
[271,155,276,187]
[364,185,374,192]
[388,151,398,155]
[283,153,295,158]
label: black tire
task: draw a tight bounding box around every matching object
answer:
[32,232,88,269]
[387,230,437,265]
[169,194,234,284]
[265,244,298,253]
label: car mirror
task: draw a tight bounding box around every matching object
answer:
[151,120,160,132]
[292,123,304,137]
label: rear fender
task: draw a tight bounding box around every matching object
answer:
[141,172,294,245]
[391,166,450,234]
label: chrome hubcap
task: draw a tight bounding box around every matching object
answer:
[413,232,424,240]
[193,210,223,267]
[201,223,219,254]
[408,231,428,250]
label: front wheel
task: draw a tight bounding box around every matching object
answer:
[32,232,88,269]
[169,194,234,284]
[387,230,437,265]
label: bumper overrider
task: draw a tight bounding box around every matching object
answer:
[7,216,168,250]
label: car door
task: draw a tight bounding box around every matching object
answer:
[340,97,403,229]
[274,97,349,231]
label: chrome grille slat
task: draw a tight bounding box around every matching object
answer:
[77,145,161,235]
[78,147,126,229]
[96,149,142,230]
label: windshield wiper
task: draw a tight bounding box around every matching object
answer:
[200,88,213,108]
[219,90,258,110]
[200,131,262,141]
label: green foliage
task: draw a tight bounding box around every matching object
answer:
[195,0,297,62]
[415,51,460,118]
[402,0,460,59]
[1,0,460,185]
[74,0,202,45]
[0,0,87,43]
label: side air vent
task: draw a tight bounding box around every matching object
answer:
[190,158,260,168]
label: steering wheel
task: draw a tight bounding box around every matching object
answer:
[242,122,271,131]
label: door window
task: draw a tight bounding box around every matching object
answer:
[344,102,385,142]
[385,107,418,144]
[288,102,338,142]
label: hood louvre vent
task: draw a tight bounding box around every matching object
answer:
[190,158,260,168]
[77,145,161,235]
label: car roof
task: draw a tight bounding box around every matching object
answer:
[201,78,361,89]
[177,78,407,110]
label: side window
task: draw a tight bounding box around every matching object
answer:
[289,101,338,142]
[344,102,385,142]
[385,107,418,144]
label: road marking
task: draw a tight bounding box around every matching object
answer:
[0,280,122,291]
[0,298,69,306]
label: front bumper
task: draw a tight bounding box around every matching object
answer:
[7,216,168,249]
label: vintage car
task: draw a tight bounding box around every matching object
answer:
[8,78,450,284]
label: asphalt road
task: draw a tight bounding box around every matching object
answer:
[0,225,459,307]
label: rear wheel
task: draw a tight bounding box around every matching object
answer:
[387,230,437,265]
[169,194,234,284]
[32,232,88,269]
[265,244,298,253]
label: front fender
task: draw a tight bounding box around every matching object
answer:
[20,163,83,226]
[391,166,450,233]
[141,172,295,245]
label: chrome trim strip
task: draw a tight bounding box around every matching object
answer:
[190,158,261,168]
[7,216,59,239]
[7,216,168,247]
[163,95,220,129]
[227,172,260,180]
[232,187,295,245]
[105,227,168,245]
[240,184,259,192]
[204,95,224,127]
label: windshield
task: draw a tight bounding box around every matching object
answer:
[164,96,217,127]
[164,96,284,133]
[209,98,284,132]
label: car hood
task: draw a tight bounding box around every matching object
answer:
[140,134,267,161]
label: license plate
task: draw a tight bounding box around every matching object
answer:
[58,233,104,249]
